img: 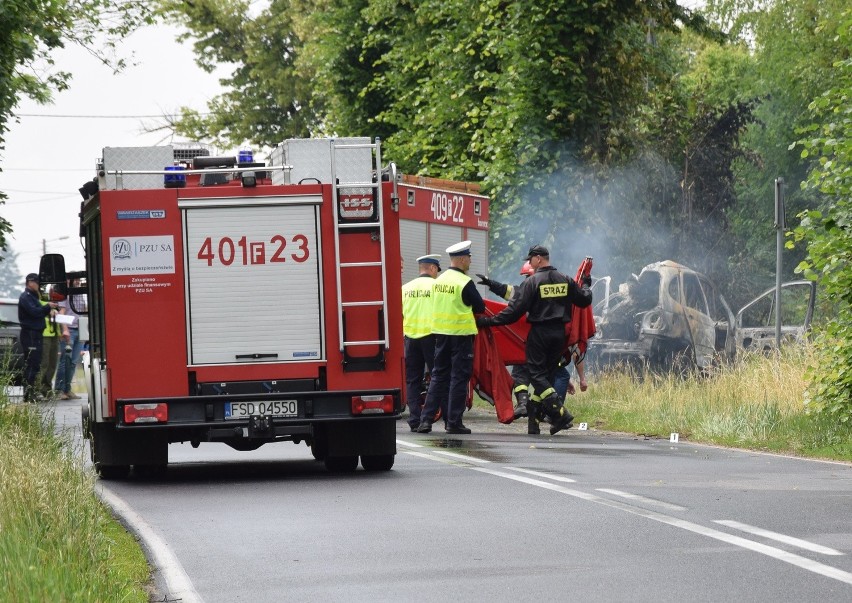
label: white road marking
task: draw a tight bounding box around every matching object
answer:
[397,439,424,449]
[98,486,203,603]
[596,488,687,511]
[715,520,844,556]
[400,450,852,586]
[469,467,852,585]
[505,467,576,483]
[402,450,458,464]
[432,450,491,463]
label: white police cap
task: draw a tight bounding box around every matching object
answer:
[446,240,472,256]
[416,254,442,270]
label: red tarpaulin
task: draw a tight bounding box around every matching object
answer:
[567,258,597,357]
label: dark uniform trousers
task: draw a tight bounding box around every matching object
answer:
[404,334,436,429]
[523,321,565,400]
[421,333,475,427]
[19,327,44,400]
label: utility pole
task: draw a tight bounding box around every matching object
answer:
[774,178,785,349]
[42,236,70,255]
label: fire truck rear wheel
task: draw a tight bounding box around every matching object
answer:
[97,464,131,480]
[324,455,358,472]
[360,454,394,471]
[134,464,167,479]
[311,442,328,461]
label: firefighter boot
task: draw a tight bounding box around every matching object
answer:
[543,393,574,435]
[513,390,530,420]
[526,400,540,435]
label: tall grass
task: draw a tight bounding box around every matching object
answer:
[568,344,852,460]
[0,382,149,602]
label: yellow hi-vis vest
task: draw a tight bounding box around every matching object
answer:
[41,299,57,337]
[402,276,434,338]
[430,269,477,335]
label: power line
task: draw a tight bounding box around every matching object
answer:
[4,195,79,204]
[1,188,80,194]
[14,113,212,119]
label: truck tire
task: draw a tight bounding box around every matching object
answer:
[324,455,358,472]
[134,464,168,479]
[311,442,328,461]
[360,454,394,471]
[97,464,131,480]
[310,425,329,461]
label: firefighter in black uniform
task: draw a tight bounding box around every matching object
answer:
[476,246,592,434]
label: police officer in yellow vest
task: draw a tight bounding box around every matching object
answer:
[416,241,485,434]
[402,253,442,431]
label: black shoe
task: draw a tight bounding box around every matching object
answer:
[409,423,420,432]
[528,417,540,435]
[513,391,530,419]
[549,411,575,435]
[416,420,433,433]
[445,424,471,435]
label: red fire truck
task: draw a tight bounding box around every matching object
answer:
[42,138,424,478]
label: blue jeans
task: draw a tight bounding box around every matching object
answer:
[553,365,571,401]
[55,328,82,394]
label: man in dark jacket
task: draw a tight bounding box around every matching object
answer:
[476,246,592,434]
[18,273,58,401]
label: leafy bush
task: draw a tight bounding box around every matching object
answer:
[790,11,852,425]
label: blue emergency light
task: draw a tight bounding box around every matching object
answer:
[164,165,186,188]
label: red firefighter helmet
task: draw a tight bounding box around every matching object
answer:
[519,261,534,277]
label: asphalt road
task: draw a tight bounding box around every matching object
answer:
[45,398,852,603]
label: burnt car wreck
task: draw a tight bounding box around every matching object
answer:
[586,261,816,373]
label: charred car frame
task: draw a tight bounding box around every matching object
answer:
[587,261,816,373]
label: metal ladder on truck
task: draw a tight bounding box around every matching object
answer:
[330,138,390,371]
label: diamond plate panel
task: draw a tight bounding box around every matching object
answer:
[100,146,175,190]
[271,138,372,185]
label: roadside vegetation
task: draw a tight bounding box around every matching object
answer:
[0,379,150,602]
[564,345,852,462]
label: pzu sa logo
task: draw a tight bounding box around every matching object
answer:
[112,239,132,260]
[339,195,374,219]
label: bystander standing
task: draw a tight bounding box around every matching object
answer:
[18,273,58,402]
[54,279,86,400]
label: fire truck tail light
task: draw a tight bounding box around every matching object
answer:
[124,403,168,424]
[352,395,394,415]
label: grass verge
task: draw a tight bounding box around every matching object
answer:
[0,386,150,602]
[474,344,852,462]
[569,345,852,461]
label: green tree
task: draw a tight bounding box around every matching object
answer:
[157,0,314,147]
[307,0,725,281]
[0,246,22,298]
[0,0,153,251]
[159,1,757,288]
[789,10,852,424]
[704,0,850,301]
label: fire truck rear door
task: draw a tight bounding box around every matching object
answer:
[181,197,325,365]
